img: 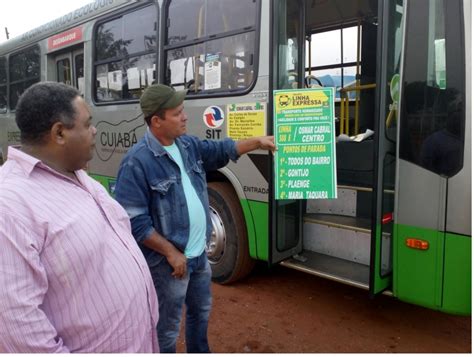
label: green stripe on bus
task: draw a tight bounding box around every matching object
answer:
[372,223,392,294]
[240,199,268,261]
[442,232,471,315]
[394,224,471,315]
[90,173,116,195]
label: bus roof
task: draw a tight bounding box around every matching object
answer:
[0,0,138,55]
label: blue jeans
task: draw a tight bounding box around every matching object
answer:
[151,251,212,353]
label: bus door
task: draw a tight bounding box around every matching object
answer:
[270,0,403,294]
[269,0,305,263]
[394,0,470,314]
[368,0,404,295]
[54,47,84,96]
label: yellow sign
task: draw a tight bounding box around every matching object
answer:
[274,90,330,112]
[227,102,266,140]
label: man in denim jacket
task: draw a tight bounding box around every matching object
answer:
[114,84,275,353]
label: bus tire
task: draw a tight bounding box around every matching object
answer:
[206,181,255,284]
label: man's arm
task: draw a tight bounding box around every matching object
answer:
[115,158,186,278]
[0,212,70,353]
[197,136,276,172]
[114,159,155,244]
[143,231,187,278]
[235,136,276,156]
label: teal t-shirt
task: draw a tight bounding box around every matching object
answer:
[164,142,207,258]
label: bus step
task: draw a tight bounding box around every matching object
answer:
[337,184,373,192]
[280,250,370,290]
[304,213,371,233]
[337,184,395,194]
[305,186,384,217]
[306,187,359,216]
[303,213,373,266]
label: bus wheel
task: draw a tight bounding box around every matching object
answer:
[206,181,255,284]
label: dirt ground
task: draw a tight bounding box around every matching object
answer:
[177,262,471,353]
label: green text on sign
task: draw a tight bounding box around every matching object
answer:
[274,88,337,200]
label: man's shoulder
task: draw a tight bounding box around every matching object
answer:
[0,160,27,190]
[122,137,150,161]
[0,164,34,214]
[177,135,202,149]
[178,134,199,143]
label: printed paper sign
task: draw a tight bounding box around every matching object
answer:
[227,102,266,140]
[204,54,221,90]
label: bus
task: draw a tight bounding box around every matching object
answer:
[0,0,470,315]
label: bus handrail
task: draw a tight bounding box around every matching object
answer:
[339,83,376,135]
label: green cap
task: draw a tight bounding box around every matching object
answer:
[140,84,186,117]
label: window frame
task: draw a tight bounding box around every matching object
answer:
[0,56,7,113]
[399,0,465,178]
[56,57,72,86]
[305,22,361,92]
[163,0,261,99]
[8,45,41,111]
[92,2,159,105]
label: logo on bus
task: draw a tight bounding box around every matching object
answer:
[203,106,225,129]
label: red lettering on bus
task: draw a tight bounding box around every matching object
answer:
[48,27,82,50]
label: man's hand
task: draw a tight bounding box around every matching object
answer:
[257,136,276,151]
[143,230,187,278]
[236,136,276,155]
[166,250,187,279]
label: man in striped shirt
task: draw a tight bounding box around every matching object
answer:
[0,82,159,352]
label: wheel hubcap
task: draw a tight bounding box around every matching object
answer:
[206,205,226,264]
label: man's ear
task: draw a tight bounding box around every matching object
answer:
[150,115,162,129]
[50,121,67,145]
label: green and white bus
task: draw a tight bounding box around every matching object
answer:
[0,0,470,315]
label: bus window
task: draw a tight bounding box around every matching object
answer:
[165,0,258,94]
[123,7,157,54]
[306,27,359,98]
[206,0,257,36]
[0,57,6,113]
[96,62,122,101]
[275,0,302,90]
[167,0,256,45]
[167,0,204,45]
[168,49,204,90]
[57,58,72,86]
[166,33,255,92]
[9,46,40,110]
[75,53,84,96]
[400,0,465,177]
[96,17,122,61]
[94,5,157,102]
[123,54,156,99]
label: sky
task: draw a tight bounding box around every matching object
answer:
[0,0,93,44]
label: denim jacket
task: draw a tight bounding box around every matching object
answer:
[114,129,239,266]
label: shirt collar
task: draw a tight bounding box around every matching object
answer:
[7,146,42,176]
[7,146,84,185]
[144,128,167,157]
[144,128,190,157]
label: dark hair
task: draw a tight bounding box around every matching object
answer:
[144,108,167,126]
[15,82,80,144]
